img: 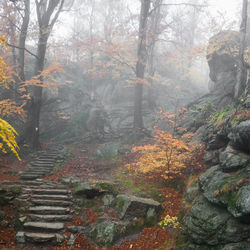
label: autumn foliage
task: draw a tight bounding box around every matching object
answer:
[127,109,202,181]
[0,37,21,159]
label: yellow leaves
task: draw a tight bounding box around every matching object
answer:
[159,215,181,229]
[0,36,23,160]
[0,118,20,160]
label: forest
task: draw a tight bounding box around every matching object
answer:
[0,0,250,249]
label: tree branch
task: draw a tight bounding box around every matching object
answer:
[0,14,21,32]
[6,43,39,59]
[149,2,208,15]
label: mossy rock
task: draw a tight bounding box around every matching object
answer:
[113,194,162,220]
[198,165,250,221]
[86,220,121,247]
[86,218,147,248]
[10,185,22,195]
[95,142,119,160]
[74,181,119,198]
[183,196,250,245]
[219,146,250,172]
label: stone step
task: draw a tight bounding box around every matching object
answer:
[29,206,70,215]
[29,214,73,222]
[32,163,54,167]
[27,168,51,172]
[27,167,54,172]
[37,158,57,162]
[25,172,50,176]
[39,155,57,158]
[31,199,72,207]
[36,185,68,190]
[32,189,70,195]
[22,181,44,186]
[24,232,63,243]
[20,174,40,180]
[24,222,64,232]
[27,171,49,175]
[34,160,56,165]
[32,194,71,201]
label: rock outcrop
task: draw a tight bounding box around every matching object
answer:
[182,31,245,132]
[180,31,250,250]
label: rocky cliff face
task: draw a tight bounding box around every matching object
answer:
[182,31,248,132]
[180,31,250,250]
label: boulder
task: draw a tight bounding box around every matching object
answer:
[86,220,124,247]
[199,165,250,221]
[219,145,250,172]
[183,197,250,245]
[204,150,221,165]
[229,120,250,153]
[74,181,119,199]
[227,185,250,222]
[95,142,119,160]
[113,194,162,220]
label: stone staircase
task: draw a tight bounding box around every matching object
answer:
[16,147,75,246]
[16,180,74,246]
[20,149,59,180]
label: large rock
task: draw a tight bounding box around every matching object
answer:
[74,181,119,199]
[229,120,250,153]
[86,217,153,248]
[86,220,124,247]
[113,194,162,219]
[199,165,250,221]
[228,185,250,222]
[182,31,241,133]
[219,146,250,172]
[183,197,250,245]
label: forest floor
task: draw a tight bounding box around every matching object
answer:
[0,140,187,249]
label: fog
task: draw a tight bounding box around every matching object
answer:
[0,1,249,248]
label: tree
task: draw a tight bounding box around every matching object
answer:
[127,109,202,181]
[133,0,151,131]
[18,0,30,82]
[146,0,163,110]
[24,0,65,149]
[0,37,21,160]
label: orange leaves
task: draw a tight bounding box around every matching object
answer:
[126,77,151,87]
[23,63,63,90]
[128,109,203,181]
[0,99,26,121]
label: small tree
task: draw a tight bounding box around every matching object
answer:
[127,109,201,181]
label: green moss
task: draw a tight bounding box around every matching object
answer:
[227,192,240,211]
[10,185,22,195]
[97,182,119,195]
[114,196,125,215]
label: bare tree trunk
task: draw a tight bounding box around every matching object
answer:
[18,0,30,82]
[146,0,162,110]
[235,0,248,99]
[133,0,151,131]
[24,0,64,149]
